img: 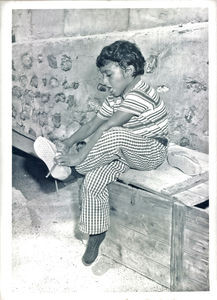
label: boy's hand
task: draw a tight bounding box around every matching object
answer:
[54,153,81,167]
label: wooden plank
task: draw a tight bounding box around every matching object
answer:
[182,252,209,288]
[170,202,185,291]
[172,189,208,206]
[109,203,172,243]
[12,128,36,156]
[109,183,172,243]
[184,206,209,234]
[188,182,209,198]
[184,228,209,256]
[179,277,209,291]
[162,172,208,196]
[105,220,171,267]
[101,237,170,288]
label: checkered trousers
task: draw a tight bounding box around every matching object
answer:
[75,127,167,234]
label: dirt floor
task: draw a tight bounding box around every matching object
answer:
[12,147,169,294]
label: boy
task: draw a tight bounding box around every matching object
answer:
[55,40,169,266]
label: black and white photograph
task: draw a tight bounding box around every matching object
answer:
[0,0,217,299]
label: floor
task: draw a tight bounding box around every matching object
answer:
[12,147,169,295]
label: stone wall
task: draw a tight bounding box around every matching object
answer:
[12,8,209,153]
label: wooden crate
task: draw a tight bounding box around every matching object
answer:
[101,145,209,291]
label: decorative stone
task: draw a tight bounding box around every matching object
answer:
[12,74,17,81]
[52,113,61,128]
[29,128,37,137]
[73,82,79,89]
[186,79,207,93]
[157,85,170,93]
[179,137,190,147]
[42,78,47,86]
[62,79,79,89]
[34,91,41,98]
[30,75,38,88]
[67,95,76,108]
[49,77,59,88]
[19,75,28,87]
[12,86,23,98]
[97,83,107,92]
[54,92,66,103]
[23,91,34,106]
[12,105,17,118]
[184,106,196,123]
[38,54,43,63]
[21,53,33,69]
[41,93,50,103]
[47,54,58,69]
[61,54,72,71]
[145,55,158,73]
[12,60,16,71]
[39,112,48,127]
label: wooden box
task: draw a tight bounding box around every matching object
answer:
[101,145,209,291]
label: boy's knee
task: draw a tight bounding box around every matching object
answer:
[102,126,126,139]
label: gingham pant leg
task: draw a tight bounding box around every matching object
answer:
[79,160,128,234]
[76,127,167,175]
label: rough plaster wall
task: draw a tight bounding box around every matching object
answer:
[12,9,208,153]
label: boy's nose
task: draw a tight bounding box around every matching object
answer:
[102,76,110,88]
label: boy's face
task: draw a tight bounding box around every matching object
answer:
[99,61,133,97]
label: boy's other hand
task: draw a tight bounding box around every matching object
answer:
[54,153,81,167]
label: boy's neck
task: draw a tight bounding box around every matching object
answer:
[122,75,141,97]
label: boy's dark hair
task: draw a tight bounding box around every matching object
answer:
[96,40,145,77]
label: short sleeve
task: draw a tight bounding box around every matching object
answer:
[96,98,113,120]
[117,91,151,116]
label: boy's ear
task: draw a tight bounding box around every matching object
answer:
[124,65,135,78]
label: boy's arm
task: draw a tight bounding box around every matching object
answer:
[63,115,106,148]
[55,110,135,166]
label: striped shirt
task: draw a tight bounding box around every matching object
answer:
[97,77,168,138]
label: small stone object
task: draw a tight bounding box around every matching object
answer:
[73,82,79,89]
[12,105,17,118]
[61,55,72,71]
[185,106,196,123]
[42,78,47,86]
[41,93,50,103]
[62,79,79,89]
[12,86,23,98]
[39,112,48,127]
[21,53,33,69]
[19,75,28,87]
[145,55,158,73]
[49,77,59,88]
[97,83,107,92]
[29,128,36,137]
[54,92,66,103]
[52,113,61,128]
[179,137,190,147]
[23,90,34,105]
[12,60,16,71]
[186,79,207,93]
[30,75,38,88]
[67,95,76,108]
[38,54,43,63]
[47,54,58,69]
[157,85,169,93]
[34,91,41,98]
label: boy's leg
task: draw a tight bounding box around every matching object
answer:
[76,127,167,175]
[79,159,128,234]
[78,159,127,265]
